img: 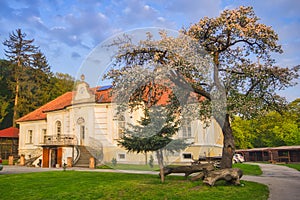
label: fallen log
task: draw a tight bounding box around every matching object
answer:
[202,168,243,186]
[160,163,215,178]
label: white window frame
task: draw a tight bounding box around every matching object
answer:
[28,130,33,144]
[181,122,192,138]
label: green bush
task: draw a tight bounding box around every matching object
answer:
[111,157,117,166]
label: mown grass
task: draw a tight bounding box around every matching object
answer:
[99,163,262,176]
[97,163,160,171]
[233,163,262,176]
[0,171,268,200]
[279,163,300,171]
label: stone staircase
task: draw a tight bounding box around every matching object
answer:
[74,146,94,168]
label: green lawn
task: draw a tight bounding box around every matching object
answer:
[0,171,268,200]
[279,163,300,171]
[98,163,160,171]
[100,163,263,176]
[233,163,262,176]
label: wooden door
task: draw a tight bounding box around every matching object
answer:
[42,148,50,168]
[57,147,62,166]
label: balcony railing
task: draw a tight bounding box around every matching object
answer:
[43,134,78,146]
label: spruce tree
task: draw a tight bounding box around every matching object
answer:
[3,29,37,126]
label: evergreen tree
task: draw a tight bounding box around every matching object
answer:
[49,72,75,99]
[0,60,13,127]
[30,50,53,107]
[117,91,189,182]
[3,29,37,127]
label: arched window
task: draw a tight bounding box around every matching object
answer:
[56,121,62,138]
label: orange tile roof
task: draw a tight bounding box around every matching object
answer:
[16,88,114,123]
[17,92,74,122]
[16,85,202,123]
[0,127,19,138]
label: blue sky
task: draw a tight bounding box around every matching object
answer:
[0,0,299,101]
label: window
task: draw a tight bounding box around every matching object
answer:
[183,153,192,159]
[28,130,33,144]
[77,117,85,142]
[80,125,85,140]
[181,122,192,138]
[118,115,125,138]
[118,153,125,159]
[56,121,62,138]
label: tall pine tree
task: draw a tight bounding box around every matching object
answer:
[3,29,37,127]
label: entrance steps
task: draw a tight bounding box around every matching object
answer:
[73,146,94,168]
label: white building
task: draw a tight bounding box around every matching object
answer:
[17,78,223,168]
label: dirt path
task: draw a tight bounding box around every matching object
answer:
[242,163,300,200]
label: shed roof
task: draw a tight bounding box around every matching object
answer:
[0,127,19,138]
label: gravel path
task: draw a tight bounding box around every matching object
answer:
[242,163,300,200]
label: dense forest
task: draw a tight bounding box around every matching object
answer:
[0,29,75,129]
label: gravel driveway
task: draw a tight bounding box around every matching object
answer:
[242,163,300,200]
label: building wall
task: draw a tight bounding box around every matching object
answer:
[17,81,224,165]
[18,120,46,159]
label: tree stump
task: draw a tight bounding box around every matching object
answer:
[160,163,215,178]
[203,168,243,186]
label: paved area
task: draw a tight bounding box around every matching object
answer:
[242,163,300,200]
[2,163,300,200]
[0,165,61,174]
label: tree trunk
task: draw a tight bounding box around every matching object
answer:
[156,149,165,183]
[161,163,215,178]
[145,152,147,165]
[203,168,243,186]
[12,78,19,127]
[219,114,235,169]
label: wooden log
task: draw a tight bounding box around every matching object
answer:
[160,163,215,178]
[190,172,205,181]
[203,168,243,186]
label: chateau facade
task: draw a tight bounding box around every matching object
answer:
[17,79,223,168]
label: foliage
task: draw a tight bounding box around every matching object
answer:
[105,6,299,169]
[0,60,12,124]
[0,171,269,200]
[111,157,117,166]
[232,99,300,148]
[117,102,188,182]
[49,72,75,98]
[0,29,75,129]
[231,117,254,149]
[118,106,183,153]
[3,29,38,126]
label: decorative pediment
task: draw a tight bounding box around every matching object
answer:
[73,74,95,104]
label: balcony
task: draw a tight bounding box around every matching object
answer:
[43,134,78,146]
